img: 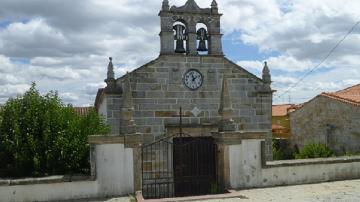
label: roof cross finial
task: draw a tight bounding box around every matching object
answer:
[211,0,218,13]
[162,0,169,10]
[211,0,218,7]
[262,61,271,84]
[107,57,114,80]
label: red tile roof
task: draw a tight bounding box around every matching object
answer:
[94,88,105,111]
[321,84,360,106]
[272,104,301,116]
[74,107,93,116]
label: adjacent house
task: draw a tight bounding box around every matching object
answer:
[290,84,360,155]
[74,107,93,116]
[272,104,300,139]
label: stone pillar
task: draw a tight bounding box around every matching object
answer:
[124,133,153,193]
[103,57,122,135]
[90,144,96,180]
[120,73,136,135]
[260,61,273,160]
[160,31,174,55]
[217,143,230,190]
[159,12,174,55]
[187,22,197,55]
[133,147,142,191]
[218,74,236,132]
[209,33,223,56]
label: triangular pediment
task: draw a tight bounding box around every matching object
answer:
[171,0,203,13]
[184,0,201,11]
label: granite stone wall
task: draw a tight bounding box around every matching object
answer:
[101,55,273,159]
[290,96,360,155]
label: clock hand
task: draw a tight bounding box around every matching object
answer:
[191,74,196,81]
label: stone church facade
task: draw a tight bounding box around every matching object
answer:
[95,0,273,195]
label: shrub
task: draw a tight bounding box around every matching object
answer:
[0,83,109,177]
[295,143,333,159]
[272,139,294,160]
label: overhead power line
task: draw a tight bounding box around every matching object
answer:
[275,20,360,100]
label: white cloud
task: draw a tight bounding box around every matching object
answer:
[0,0,359,106]
[238,55,317,72]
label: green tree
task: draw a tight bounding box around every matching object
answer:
[0,83,109,177]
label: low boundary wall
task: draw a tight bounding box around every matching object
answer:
[0,178,98,202]
[2,137,359,201]
[0,136,134,202]
[229,139,360,189]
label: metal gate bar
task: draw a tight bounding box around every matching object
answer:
[141,135,218,199]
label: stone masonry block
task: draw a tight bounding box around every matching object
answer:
[136,83,161,91]
[187,57,200,63]
[176,99,191,104]
[155,68,169,73]
[155,111,176,117]
[162,56,187,62]
[139,104,171,111]
[146,91,165,98]
[112,110,121,119]
[146,118,164,125]
[134,111,155,118]
[133,91,146,98]
[157,99,177,104]
[135,99,156,104]
[202,57,223,64]
[167,85,185,91]
[165,92,184,98]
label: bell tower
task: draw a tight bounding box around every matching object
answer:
[159,0,223,56]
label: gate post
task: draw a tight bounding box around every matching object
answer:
[133,147,142,191]
[216,143,230,190]
[125,133,152,193]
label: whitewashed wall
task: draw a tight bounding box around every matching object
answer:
[0,180,98,202]
[229,139,360,189]
[96,144,134,197]
[0,142,134,202]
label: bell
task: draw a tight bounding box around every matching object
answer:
[174,24,187,53]
[197,28,208,52]
[197,40,207,52]
[175,40,186,53]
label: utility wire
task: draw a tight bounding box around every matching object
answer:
[275,20,360,100]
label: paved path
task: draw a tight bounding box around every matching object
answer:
[95,180,360,202]
[192,180,360,202]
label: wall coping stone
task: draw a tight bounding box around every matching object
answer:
[165,123,217,128]
[213,130,267,145]
[0,175,94,187]
[264,156,360,168]
[88,135,125,145]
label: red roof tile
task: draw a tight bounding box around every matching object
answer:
[74,107,93,116]
[94,88,105,111]
[272,104,301,116]
[321,84,360,106]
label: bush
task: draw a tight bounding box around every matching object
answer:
[272,139,295,160]
[0,83,109,177]
[295,143,333,159]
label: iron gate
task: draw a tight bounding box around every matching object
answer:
[141,135,218,199]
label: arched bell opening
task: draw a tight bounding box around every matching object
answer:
[173,20,188,54]
[196,23,209,55]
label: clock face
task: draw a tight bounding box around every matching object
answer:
[183,69,203,90]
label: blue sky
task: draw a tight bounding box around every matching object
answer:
[0,0,359,106]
